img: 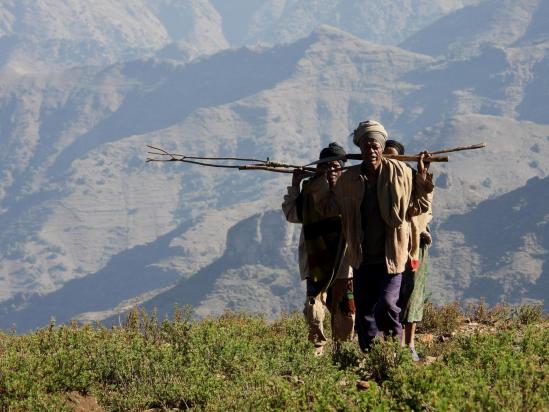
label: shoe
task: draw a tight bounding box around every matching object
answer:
[314,346,324,357]
[409,347,420,362]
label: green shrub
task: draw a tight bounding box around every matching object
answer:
[418,301,462,335]
[465,298,513,325]
[512,303,544,325]
[0,303,546,411]
[359,337,413,382]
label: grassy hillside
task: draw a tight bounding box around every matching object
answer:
[0,302,547,411]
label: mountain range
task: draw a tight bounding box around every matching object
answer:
[1,0,480,73]
[0,0,547,330]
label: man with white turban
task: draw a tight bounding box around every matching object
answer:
[312,120,433,351]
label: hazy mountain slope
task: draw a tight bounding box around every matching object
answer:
[0,0,166,72]
[441,176,549,308]
[516,0,549,46]
[147,0,229,62]
[0,0,228,73]
[392,0,549,158]
[516,50,549,124]
[400,0,544,57]
[0,20,547,330]
[133,210,303,322]
[211,0,481,47]
[0,202,264,330]
[0,27,436,329]
[0,26,432,304]
[406,115,549,304]
[407,115,549,220]
[0,0,480,73]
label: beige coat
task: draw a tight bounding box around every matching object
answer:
[282,179,353,281]
[311,158,433,274]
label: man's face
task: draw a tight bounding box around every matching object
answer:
[317,160,342,185]
[359,137,383,169]
[317,160,342,175]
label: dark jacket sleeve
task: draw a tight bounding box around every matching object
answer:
[282,185,304,223]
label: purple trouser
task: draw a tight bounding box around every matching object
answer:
[353,262,402,351]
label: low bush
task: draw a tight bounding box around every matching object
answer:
[0,303,546,411]
[418,301,462,335]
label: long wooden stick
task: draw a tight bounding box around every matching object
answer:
[344,154,448,162]
[238,165,312,174]
[147,145,319,172]
[387,154,448,162]
[147,145,264,163]
[429,143,486,155]
[145,156,312,172]
[309,142,486,165]
[146,157,244,168]
[146,141,481,172]
[148,144,309,169]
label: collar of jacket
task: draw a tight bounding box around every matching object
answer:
[351,158,390,183]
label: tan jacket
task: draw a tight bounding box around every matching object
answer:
[282,179,353,281]
[312,158,433,274]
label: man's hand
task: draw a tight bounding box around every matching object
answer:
[292,168,309,187]
[416,151,434,192]
[417,151,432,175]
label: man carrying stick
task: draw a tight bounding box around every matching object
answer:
[311,120,433,352]
[282,143,355,356]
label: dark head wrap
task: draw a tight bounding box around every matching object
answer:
[385,139,405,155]
[319,142,347,166]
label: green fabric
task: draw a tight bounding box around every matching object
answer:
[301,179,344,289]
[399,244,430,323]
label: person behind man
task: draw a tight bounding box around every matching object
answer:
[282,142,355,356]
[384,139,433,362]
[312,121,433,352]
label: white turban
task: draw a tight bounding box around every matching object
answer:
[352,120,388,148]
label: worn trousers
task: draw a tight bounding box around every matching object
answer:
[303,278,355,348]
[353,262,402,351]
